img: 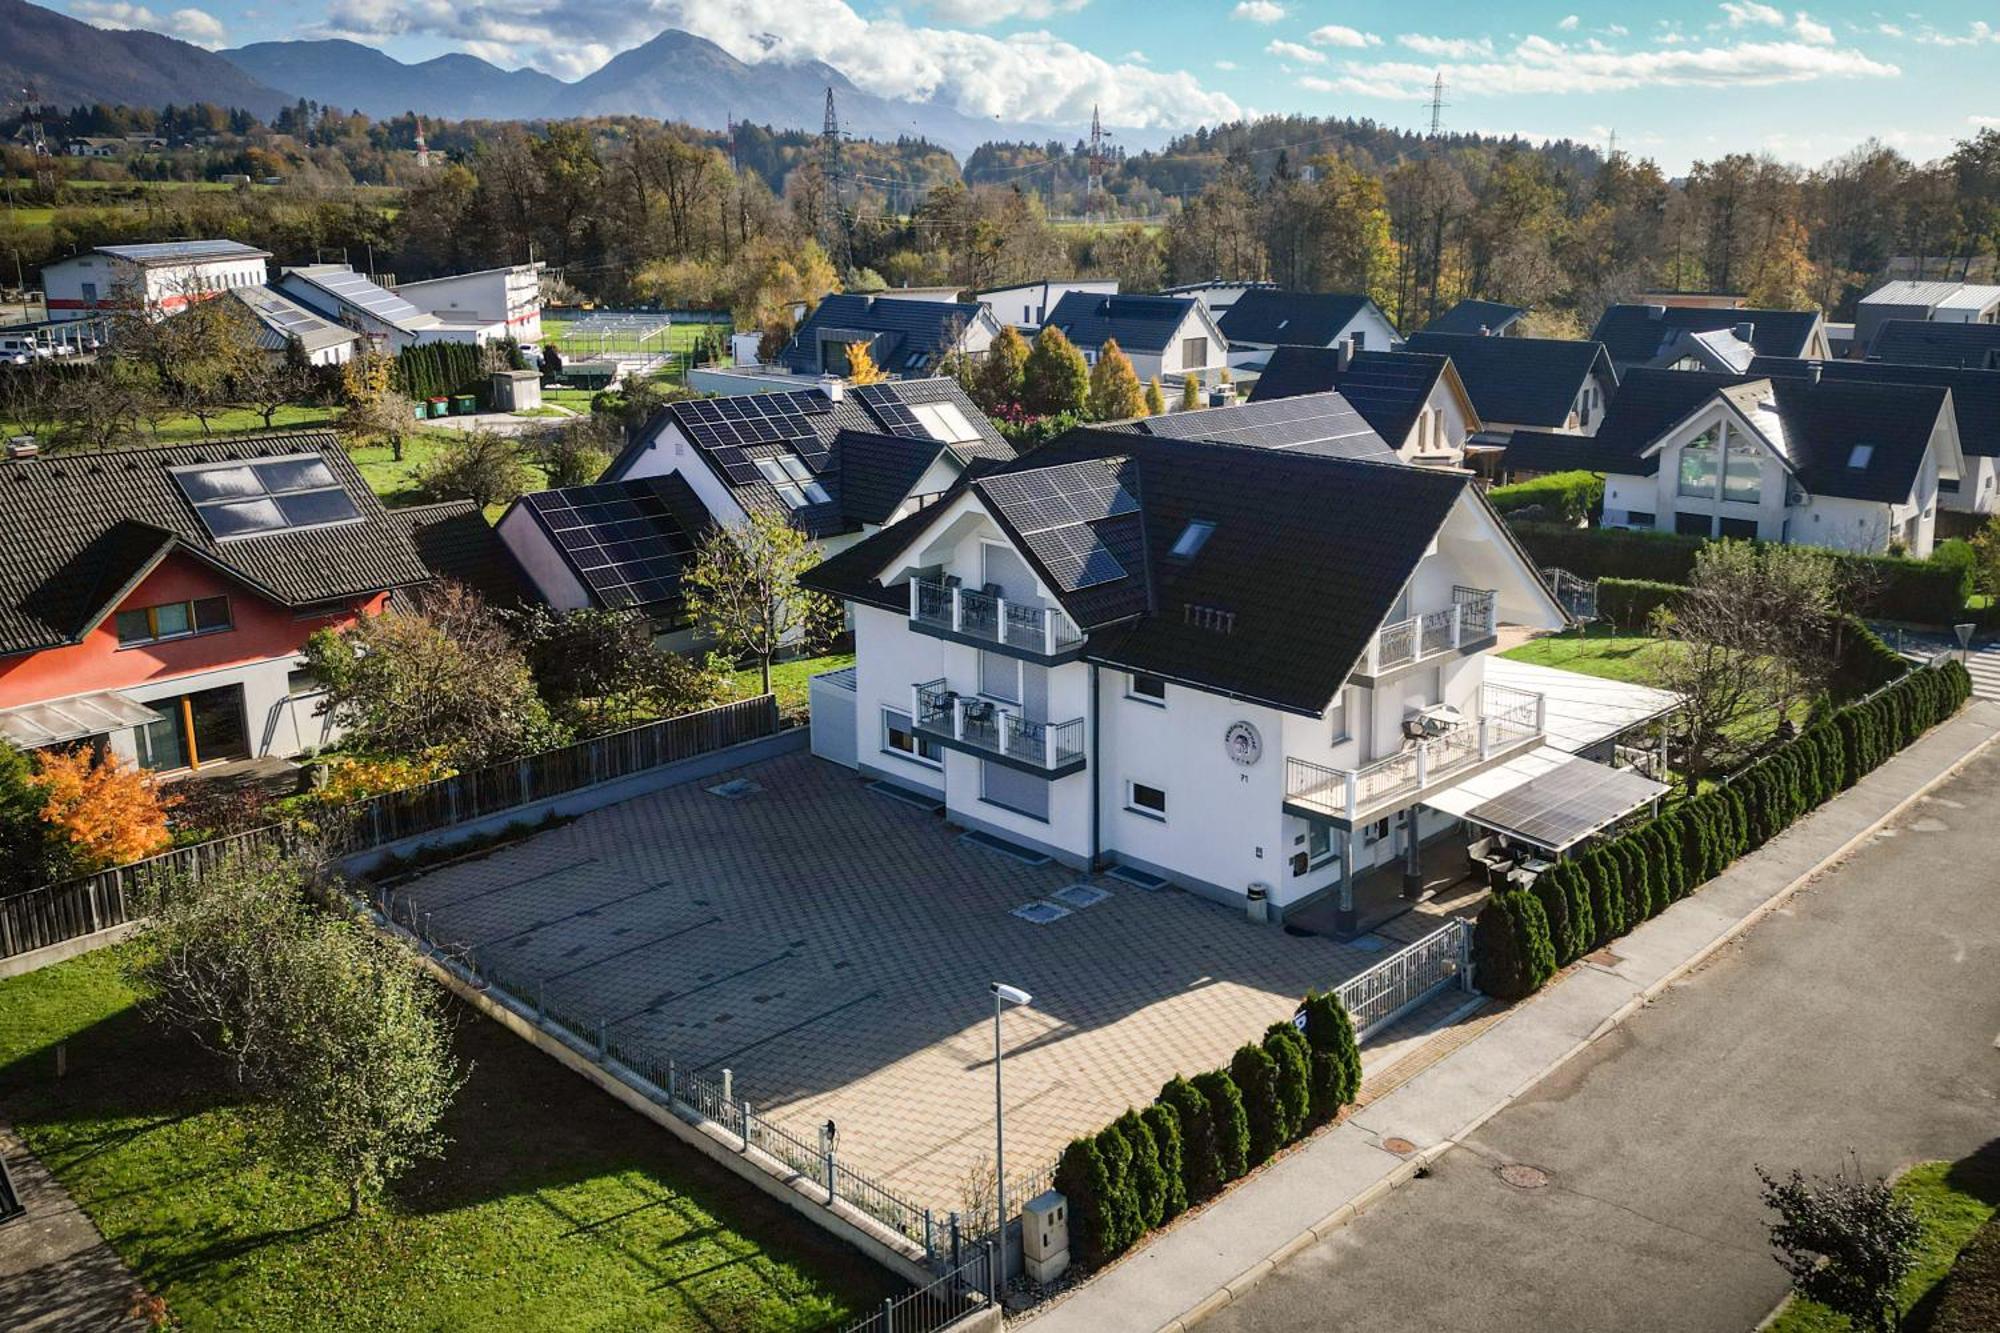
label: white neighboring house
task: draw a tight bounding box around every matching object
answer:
[393,263,545,343]
[1579,369,1962,557]
[1404,331,1618,442]
[1043,291,1226,386]
[42,240,271,321]
[1158,279,1276,319]
[226,285,362,366]
[276,264,509,352]
[801,426,1590,932]
[1217,290,1402,374]
[1855,281,2000,355]
[976,279,1118,329]
[1246,343,1482,469]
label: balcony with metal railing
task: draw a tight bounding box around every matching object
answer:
[1353,587,1498,681]
[1284,682,1545,827]
[911,678,1087,777]
[908,578,1085,662]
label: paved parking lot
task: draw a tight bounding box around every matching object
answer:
[393,750,1447,1213]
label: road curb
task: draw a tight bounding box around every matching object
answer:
[1139,714,2000,1333]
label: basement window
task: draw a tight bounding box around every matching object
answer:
[1170,520,1215,560]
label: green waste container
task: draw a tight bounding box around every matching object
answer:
[411,403,427,422]
[426,397,449,419]
[451,394,477,415]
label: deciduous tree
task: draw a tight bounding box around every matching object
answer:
[33,747,175,870]
[683,511,840,695]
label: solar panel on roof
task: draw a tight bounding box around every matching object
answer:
[307,269,428,325]
[526,479,699,614]
[170,453,361,540]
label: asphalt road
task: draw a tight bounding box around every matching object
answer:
[1206,746,2000,1333]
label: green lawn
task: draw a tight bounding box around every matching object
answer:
[543,316,731,360]
[0,405,343,447]
[0,945,894,1332]
[345,430,553,515]
[1501,625,1676,684]
[730,652,856,720]
[1768,1155,2000,1332]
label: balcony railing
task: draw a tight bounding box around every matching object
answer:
[913,678,1086,772]
[1285,681,1544,823]
[909,578,1084,657]
[1362,587,1497,676]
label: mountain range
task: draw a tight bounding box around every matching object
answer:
[2,0,1053,153]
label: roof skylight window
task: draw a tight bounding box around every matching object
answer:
[912,401,981,444]
[1171,520,1216,559]
[171,454,360,539]
[1847,444,1874,469]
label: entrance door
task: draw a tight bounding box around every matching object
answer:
[134,685,249,771]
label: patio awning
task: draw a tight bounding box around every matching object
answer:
[1457,754,1669,855]
[0,690,161,750]
[1421,745,1574,821]
[1485,658,1681,755]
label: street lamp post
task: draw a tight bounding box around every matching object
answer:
[991,981,1032,1293]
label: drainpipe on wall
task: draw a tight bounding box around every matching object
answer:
[1088,664,1102,872]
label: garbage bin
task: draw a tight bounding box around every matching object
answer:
[426,397,449,419]
[451,393,477,415]
[411,403,427,422]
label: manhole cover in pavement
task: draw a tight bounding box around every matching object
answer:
[1498,1163,1551,1189]
[1381,1137,1417,1156]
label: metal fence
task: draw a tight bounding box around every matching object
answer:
[1332,918,1475,1042]
[838,1255,997,1333]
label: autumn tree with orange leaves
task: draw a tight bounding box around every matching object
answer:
[35,748,177,870]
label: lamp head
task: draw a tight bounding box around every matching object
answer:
[991,982,1033,1007]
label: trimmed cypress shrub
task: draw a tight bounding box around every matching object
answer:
[1475,890,1556,999]
[1262,1022,1313,1145]
[1115,1108,1167,1233]
[1193,1071,1250,1184]
[1141,1101,1187,1222]
[1299,991,1361,1120]
[1583,846,1621,946]
[1157,1075,1220,1202]
[1054,1133,1116,1268]
[1230,1043,1286,1166]
[1092,1120,1142,1260]
[1560,860,1595,955]
[1614,837,1647,929]
[1530,873,1576,965]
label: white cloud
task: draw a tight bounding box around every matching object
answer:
[1604,23,1629,36]
[1790,12,1834,44]
[68,0,228,46]
[1231,0,1285,24]
[1973,114,2000,127]
[1307,24,1380,48]
[1557,14,1579,30]
[1267,39,1326,65]
[1718,1,1784,27]
[1397,33,1496,58]
[1214,58,1238,69]
[1915,21,1998,46]
[925,0,1087,26]
[1876,22,1904,37]
[319,0,1243,129]
[1122,49,1149,64]
[1297,75,1335,92]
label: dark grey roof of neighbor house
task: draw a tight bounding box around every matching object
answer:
[386,500,533,613]
[1572,367,1761,476]
[1045,292,1204,353]
[1590,303,1822,368]
[1423,299,1527,337]
[803,428,1494,716]
[836,430,948,525]
[511,473,713,617]
[779,294,986,375]
[1498,431,1624,476]
[1749,356,2000,458]
[1215,290,1382,347]
[1866,319,2000,369]
[1246,348,1451,445]
[0,431,431,657]
[1119,392,1397,461]
[1403,332,1614,428]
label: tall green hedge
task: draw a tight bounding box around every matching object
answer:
[1230,1043,1286,1167]
[1487,470,1604,523]
[1141,1101,1187,1222]
[1157,1075,1220,1204]
[1478,661,1972,1003]
[1194,1070,1250,1184]
[1262,1022,1313,1145]
[1598,578,1683,631]
[1299,991,1361,1122]
[390,342,487,403]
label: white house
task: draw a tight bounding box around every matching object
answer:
[276,264,509,353]
[1247,344,1482,468]
[801,426,1598,932]
[42,240,271,322]
[1217,290,1402,374]
[1583,369,1961,557]
[1043,292,1226,386]
[976,279,1117,329]
[393,263,545,343]
[1158,279,1276,319]
[1404,332,1618,441]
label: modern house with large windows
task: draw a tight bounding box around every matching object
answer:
[801,427,1584,930]
[0,432,430,772]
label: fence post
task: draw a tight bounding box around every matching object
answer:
[667,1059,677,1105]
[987,1240,999,1303]
[924,1208,934,1262]
[740,1100,752,1152]
[882,1297,894,1332]
[826,1148,838,1205]
[950,1211,961,1269]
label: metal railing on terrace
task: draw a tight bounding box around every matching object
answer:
[913,679,1086,771]
[1332,918,1475,1041]
[909,578,1083,657]
[1362,587,1497,675]
[1285,682,1545,822]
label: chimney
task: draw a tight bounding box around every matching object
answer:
[5,435,38,460]
[1477,324,1492,337]
[1336,334,1356,372]
[817,373,846,403]
[1732,321,1756,344]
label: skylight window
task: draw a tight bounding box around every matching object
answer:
[753,453,831,508]
[911,401,981,444]
[1171,520,1216,559]
[1847,444,1874,469]
[171,454,359,539]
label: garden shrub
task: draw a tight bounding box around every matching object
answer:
[1598,578,1683,631]
[1530,873,1576,965]
[1092,1120,1142,1260]
[1299,991,1361,1122]
[1053,1134,1116,1268]
[1486,470,1604,523]
[1474,890,1555,999]
[1262,1022,1313,1145]
[1192,1070,1250,1184]
[1141,1101,1187,1222]
[1230,1044,1286,1167]
[1114,1108,1167,1234]
[1158,1075,1220,1202]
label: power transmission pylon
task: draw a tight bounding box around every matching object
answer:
[1427,73,1447,140]
[1085,104,1105,220]
[19,84,57,193]
[820,87,849,268]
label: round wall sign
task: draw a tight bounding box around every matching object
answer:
[1224,720,1263,766]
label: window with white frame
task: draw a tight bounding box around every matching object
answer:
[1127,672,1166,705]
[1678,426,1720,498]
[1126,780,1167,819]
[881,708,941,767]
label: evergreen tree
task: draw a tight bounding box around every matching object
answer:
[976,325,1030,413]
[1144,376,1166,416]
[1087,338,1147,421]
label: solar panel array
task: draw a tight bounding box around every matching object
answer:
[101,240,267,263]
[307,269,428,326]
[1466,757,1667,852]
[1140,394,1395,459]
[673,392,834,485]
[855,383,922,437]
[239,288,337,340]
[524,478,698,611]
[170,454,362,539]
[980,459,1139,590]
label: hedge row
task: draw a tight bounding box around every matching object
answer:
[391,342,488,403]
[1597,577,1683,631]
[1054,992,1362,1271]
[1486,471,1605,524]
[1509,522,1972,624]
[1475,661,1972,998]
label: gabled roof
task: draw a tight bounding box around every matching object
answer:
[1215,290,1386,347]
[1404,332,1615,428]
[1246,348,1471,445]
[1422,299,1527,337]
[508,474,712,617]
[279,264,440,335]
[1561,367,1761,476]
[804,429,1509,715]
[1867,319,2000,369]
[0,431,430,658]
[387,501,533,613]
[1045,292,1210,354]
[836,430,948,526]
[1590,303,1822,368]
[1118,391,1398,461]
[228,285,360,356]
[779,294,987,375]
[1750,356,2000,458]
[1859,280,2000,312]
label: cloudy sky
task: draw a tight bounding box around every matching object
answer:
[57,0,2000,170]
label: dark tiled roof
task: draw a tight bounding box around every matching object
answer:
[1121,392,1397,461]
[1423,299,1527,336]
[1500,431,1623,475]
[1761,378,1948,504]
[779,294,986,375]
[1866,319,2000,369]
[1590,304,1822,368]
[836,431,947,526]
[0,431,430,658]
[1215,290,1381,347]
[1576,367,1760,476]
[386,501,533,613]
[1749,356,2000,458]
[1246,348,1451,444]
[1045,292,1204,353]
[513,474,713,617]
[1403,332,1614,428]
